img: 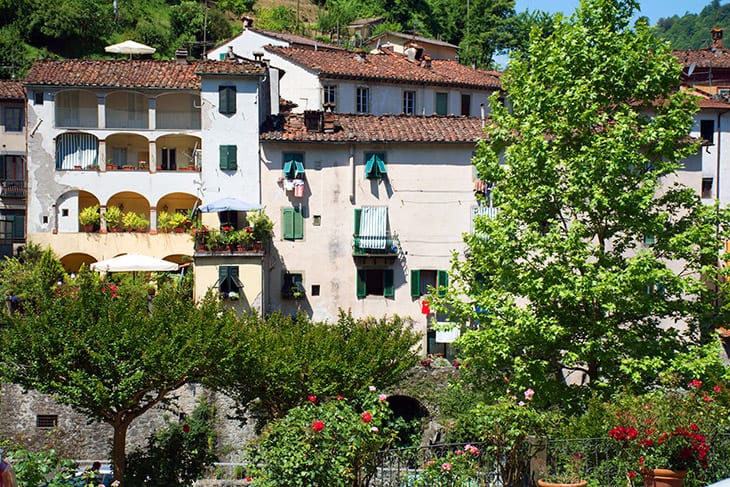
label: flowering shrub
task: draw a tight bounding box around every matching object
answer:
[245,387,395,487]
[412,444,482,487]
[608,381,728,478]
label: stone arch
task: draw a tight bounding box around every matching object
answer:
[386,394,431,447]
[60,252,97,273]
[155,134,201,171]
[105,133,150,169]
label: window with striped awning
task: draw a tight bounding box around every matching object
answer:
[356,206,387,249]
[55,133,99,170]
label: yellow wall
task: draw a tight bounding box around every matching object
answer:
[194,256,264,314]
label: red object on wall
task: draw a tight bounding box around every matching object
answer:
[421,300,430,315]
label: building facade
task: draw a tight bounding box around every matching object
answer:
[0,80,26,257]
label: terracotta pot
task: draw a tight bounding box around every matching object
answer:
[642,469,687,487]
[538,480,587,487]
[83,224,95,232]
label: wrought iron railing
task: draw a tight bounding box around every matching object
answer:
[1,180,26,198]
[353,233,400,256]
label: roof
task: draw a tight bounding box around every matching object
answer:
[264,46,502,89]
[0,80,24,100]
[24,59,265,89]
[673,48,730,69]
[247,28,343,51]
[368,31,459,50]
[348,17,384,27]
[260,113,485,143]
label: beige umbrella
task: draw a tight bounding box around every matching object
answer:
[105,40,156,57]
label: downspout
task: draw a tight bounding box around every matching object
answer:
[349,143,356,204]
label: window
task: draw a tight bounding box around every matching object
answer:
[354,207,390,251]
[283,152,305,179]
[410,269,449,297]
[435,92,448,116]
[702,178,714,199]
[218,266,242,297]
[219,210,238,229]
[643,235,656,246]
[281,272,305,298]
[700,120,715,145]
[55,133,98,170]
[323,85,337,110]
[461,94,471,116]
[403,90,416,115]
[356,268,394,297]
[111,147,127,167]
[1,213,25,240]
[161,147,177,170]
[427,330,456,360]
[36,415,58,428]
[219,85,236,115]
[34,91,44,105]
[364,152,387,179]
[219,145,237,170]
[4,107,23,132]
[471,205,498,233]
[0,155,24,180]
[356,87,370,114]
[282,206,304,240]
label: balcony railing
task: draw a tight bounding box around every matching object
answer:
[353,233,400,257]
[1,180,26,198]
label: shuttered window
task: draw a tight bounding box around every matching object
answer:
[218,266,242,294]
[219,145,237,170]
[219,85,236,115]
[364,152,387,179]
[283,152,305,179]
[410,269,449,297]
[356,269,394,298]
[282,206,304,240]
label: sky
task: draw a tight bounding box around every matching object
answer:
[514,0,711,25]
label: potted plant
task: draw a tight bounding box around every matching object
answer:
[247,208,274,243]
[205,229,224,252]
[122,211,141,232]
[79,204,100,232]
[608,382,722,486]
[537,451,588,487]
[157,211,173,233]
[104,205,123,232]
[170,212,188,233]
[135,214,150,232]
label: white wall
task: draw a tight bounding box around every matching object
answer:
[207,30,289,62]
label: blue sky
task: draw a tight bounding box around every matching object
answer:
[515,0,711,25]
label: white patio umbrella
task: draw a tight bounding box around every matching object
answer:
[90,254,178,273]
[104,40,156,57]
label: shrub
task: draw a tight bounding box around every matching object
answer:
[104,206,123,229]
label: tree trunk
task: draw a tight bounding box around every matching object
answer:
[112,421,129,482]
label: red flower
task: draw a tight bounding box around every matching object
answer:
[361,411,373,423]
[337,394,344,400]
[714,385,722,393]
[688,379,702,389]
[312,420,325,432]
[182,424,190,433]
[627,471,637,479]
[308,395,317,403]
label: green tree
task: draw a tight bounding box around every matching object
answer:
[0,258,237,482]
[205,310,420,429]
[435,0,728,410]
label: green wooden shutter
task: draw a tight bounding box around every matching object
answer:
[437,270,449,297]
[230,266,240,291]
[365,154,376,178]
[218,266,229,291]
[219,86,236,114]
[219,145,237,170]
[383,269,394,298]
[436,93,448,115]
[356,269,367,297]
[354,208,362,234]
[12,215,24,240]
[375,154,387,176]
[410,269,421,297]
[293,207,304,239]
[282,208,294,239]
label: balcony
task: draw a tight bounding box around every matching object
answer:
[1,180,26,198]
[353,233,400,260]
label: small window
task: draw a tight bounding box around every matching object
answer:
[323,85,337,110]
[36,414,58,428]
[283,152,305,179]
[700,120,715,145]
[364,152,387,179]
[219,85,236,115]
[461,94,471,116]
[410,269,449,297]
[356,87,370,114]
[218,266,242,297]
[702,178,714,199]
[34,91,44,105]
[643,235,656,246]
[356,268,394,298]
[403,90,416,115]
[4,107,23,132]
[282,206,304,240]
[219,145,237,170]
[281,272,305,299]
[311,284,320,296]
[435,92,448,116]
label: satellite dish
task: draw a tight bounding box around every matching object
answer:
[687,62,696,77]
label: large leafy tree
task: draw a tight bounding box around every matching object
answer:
[205,310,420,429]
[0,250,237,481]
[436,0,729,409]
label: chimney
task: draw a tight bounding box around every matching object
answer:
[304,110,324,132]
[175,49,188,65]
[405,46,417,62]
[712,28,723,49]
[422,54,432,68]
[253,51,264,62]
[354,51,367,62]
[243,16,253,29]
[226,46,236,60]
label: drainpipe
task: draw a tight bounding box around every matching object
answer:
[349,143,356,204]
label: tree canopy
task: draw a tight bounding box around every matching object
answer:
[435,0,730,410]
[0,248,238,481]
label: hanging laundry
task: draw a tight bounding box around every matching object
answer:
[283,179,295,191]
[421,300,430,315]
[293,179,305,198]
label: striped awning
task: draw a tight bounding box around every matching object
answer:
[359,206,387,249]
[55,133,98,170]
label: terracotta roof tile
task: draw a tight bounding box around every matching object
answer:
[261,112,485,143]
[0,80,24,100]
[674,48,730,69]
[195,59,267,76]
[265,46,501,90]
[24,59,201,89]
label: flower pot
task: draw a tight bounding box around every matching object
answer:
[642,469,687,487]
[538,481,587,487]
[83,224,95,232]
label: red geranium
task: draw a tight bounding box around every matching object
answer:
[312,420,325,432]
[361,411,372,423]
